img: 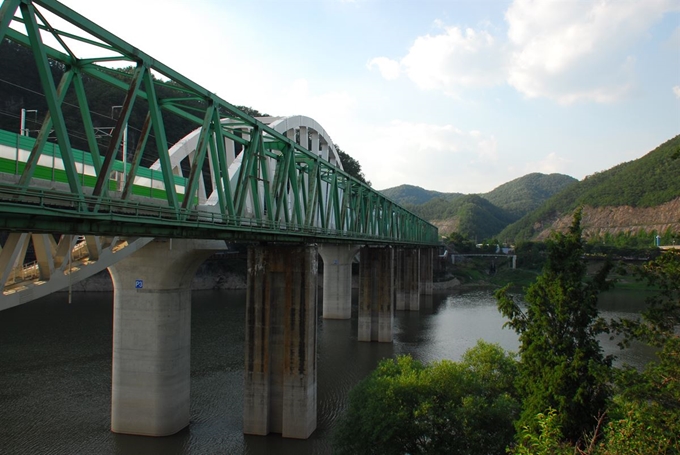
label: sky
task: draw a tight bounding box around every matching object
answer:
[46,0,680,193]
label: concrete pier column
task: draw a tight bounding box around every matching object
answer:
[358,246,394,342]
[318,244,359,319]
[395,248,420,311]
[108,238,225,436]
[244,244,318,439]
[420,247,434,295]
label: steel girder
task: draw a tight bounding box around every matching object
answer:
[0,232,154,311]
[0,0,438,246]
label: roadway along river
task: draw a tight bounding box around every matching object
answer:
[0,288,655,454]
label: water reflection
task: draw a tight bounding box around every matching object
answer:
[597,289,658,368]
[0,287,655,454]
[395,290,519,364]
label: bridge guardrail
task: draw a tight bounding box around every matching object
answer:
[0,182,436,245]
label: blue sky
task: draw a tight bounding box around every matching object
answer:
[57,0,680,193]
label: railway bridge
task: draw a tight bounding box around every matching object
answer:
[0,0,438,439]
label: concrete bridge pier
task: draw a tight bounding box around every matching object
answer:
[108,238,226,436]
[395,247,420,311]
[244,244,318,439]
[420,247,434,295]
[358,246,394,342]
[318,244,359,319]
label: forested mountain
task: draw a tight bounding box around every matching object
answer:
[382,136,679,243]
[381,184,462,206]
[381,173,576,240]
[500,135,680,242]
[483,173,577,218]
[416,194,517,241]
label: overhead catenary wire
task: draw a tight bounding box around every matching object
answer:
[0,76,154,136]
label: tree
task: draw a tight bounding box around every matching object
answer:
[443,231,476,253]
[234,105,269,118]
[604,249,680,452]
[508,250,680,454]
[335,145,371,186]
[496,209,613,443]
[332,341,519,455]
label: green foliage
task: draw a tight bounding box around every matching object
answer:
[501,135,680,242]
[417,194,516,240]
[484,173,577,219]
[332,341,520,455]
[598,395,680,454]
[586,227,678,251]
[380,184,460,206]
[381,174,576,241]
[512,401,679,455]
[611,250,680,348]
[335,145,370,186]
[442,231,477,253]
[513,241,547,270]
[509,250,680,454]
[606,250,680,452]
[381,173,574,221]
[510,409,573,455]
[496,210,613,442]
[235,105,269,118]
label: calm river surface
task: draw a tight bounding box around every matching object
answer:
[0,288,655,454]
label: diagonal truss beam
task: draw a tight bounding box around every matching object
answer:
[0,0,438,246]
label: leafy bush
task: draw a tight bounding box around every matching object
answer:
[332,341,519,455]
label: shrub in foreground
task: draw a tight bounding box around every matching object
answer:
[332,341,519,455]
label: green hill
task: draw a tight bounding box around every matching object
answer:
[382,173,576,240]
[500,135,680,242]
[380,184,462,206]
[414,194,516,240]
[483,173,577,218]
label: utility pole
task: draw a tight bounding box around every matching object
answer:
[20,109,38,136]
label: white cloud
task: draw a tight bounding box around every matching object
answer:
[523,152,570,175]
[505,0,678,104]
[477,136,498,161]
[371,0,678,104]
[251,79,358,145]
[400,26,506,95]
[367,57,401,80]
[356,120,500,192]
[674,86,680,99]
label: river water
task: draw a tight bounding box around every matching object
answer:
[0,288,655,454]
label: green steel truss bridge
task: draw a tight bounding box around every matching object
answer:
[0,0,437,309]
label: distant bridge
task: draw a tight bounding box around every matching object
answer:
[450,253,517,269]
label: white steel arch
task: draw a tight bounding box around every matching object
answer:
[153,115,346,226]
[265,116,343,170]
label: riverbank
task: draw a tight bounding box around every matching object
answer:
[59,253,642,294]
[61,258,515,293]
